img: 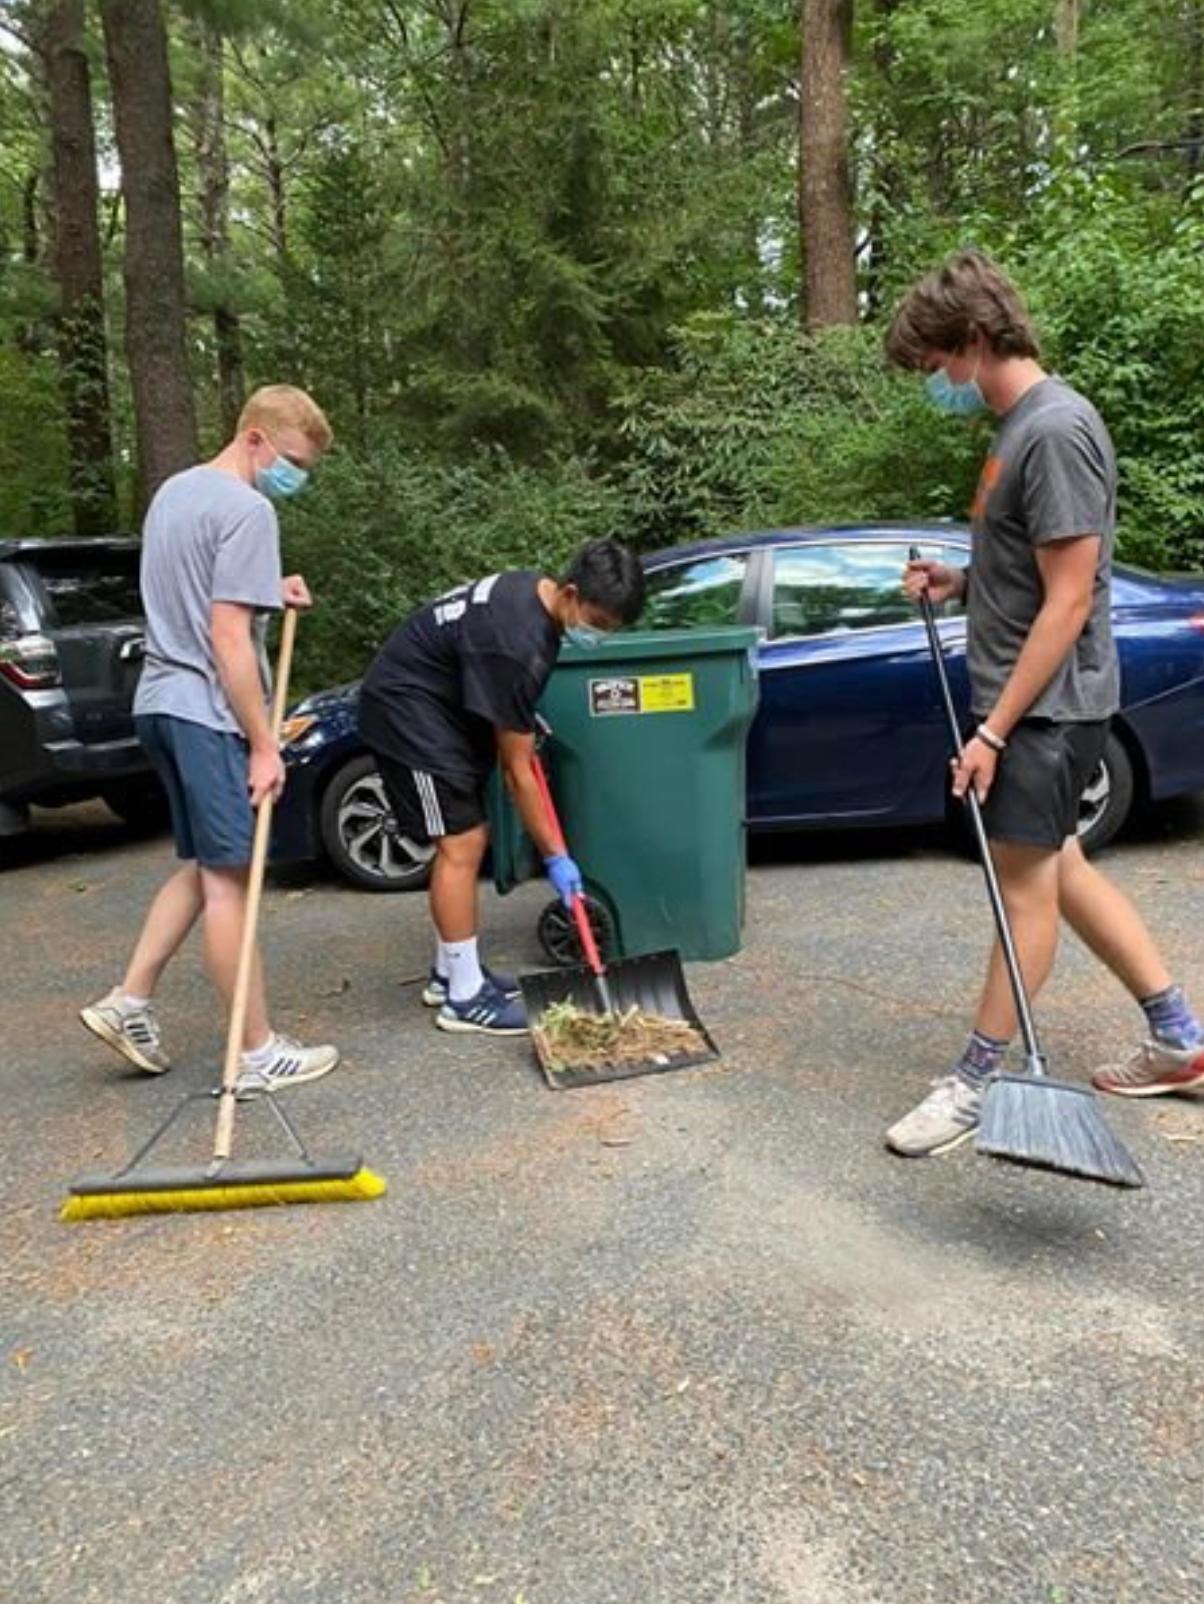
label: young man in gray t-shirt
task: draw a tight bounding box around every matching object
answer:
[882,250,1204,1158]
[80,386,340,1092]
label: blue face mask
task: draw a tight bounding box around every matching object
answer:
[926,365,986,418]
[255,454,309,500]
[566,623,606,649]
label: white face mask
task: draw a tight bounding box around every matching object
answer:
[565,622,606,648]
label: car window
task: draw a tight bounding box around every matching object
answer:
[31,555,142,628]
[640,554,748,630]
[770,541,964,639]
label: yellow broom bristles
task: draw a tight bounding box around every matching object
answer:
[60,1167,387,1221]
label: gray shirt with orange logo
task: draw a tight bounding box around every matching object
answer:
[967,375,1120,722]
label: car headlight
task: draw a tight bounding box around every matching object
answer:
[280,714,319,748]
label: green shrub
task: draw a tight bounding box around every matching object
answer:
[278,441,622,694]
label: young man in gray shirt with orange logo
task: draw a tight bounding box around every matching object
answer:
[884,249,1203,1158]
[80,386,339,1092]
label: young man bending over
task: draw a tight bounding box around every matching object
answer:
[358,539,645,1035]
[81,385,339,1092]
[883,249,1204,1158]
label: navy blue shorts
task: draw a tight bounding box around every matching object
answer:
[135,714,255,868]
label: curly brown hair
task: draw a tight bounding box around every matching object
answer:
[885,249,1040,370]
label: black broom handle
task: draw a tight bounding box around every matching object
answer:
[909,549,1046,1075]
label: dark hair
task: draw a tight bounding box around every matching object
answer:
[561,538,645,625]
[885,248,1041,370]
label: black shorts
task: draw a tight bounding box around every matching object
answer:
[980,718,1108,849]
[374,754,487,842]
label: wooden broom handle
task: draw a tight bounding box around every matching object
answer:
[213,607,299,1159]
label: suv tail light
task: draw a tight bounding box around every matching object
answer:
[0,633,61,689]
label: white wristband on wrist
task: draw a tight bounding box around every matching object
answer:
[976,723,1007,753]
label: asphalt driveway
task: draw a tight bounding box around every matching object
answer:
[3,802,1203,1604]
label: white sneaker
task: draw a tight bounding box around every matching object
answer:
[885,1073,985,1157]
[80,988,171,1074]
[235,1033,340,1094]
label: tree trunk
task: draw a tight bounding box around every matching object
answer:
[1186,0,1203,179]
[864,0,901,318]
[36,0,117,535]
[799,0,858,328]
[1053,0,1079,152]
[264,113,288,267]
[100,0,197,503]
[188,18,244,438]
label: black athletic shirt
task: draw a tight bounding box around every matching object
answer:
[357,570,561,781]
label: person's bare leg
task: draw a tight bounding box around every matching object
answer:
[121,863,204,997]
[1056,835,1170,999]
[973,840,1062,1040]
[199,865,271,1052]
[885,839,1062,1158]
[429,825,489,941]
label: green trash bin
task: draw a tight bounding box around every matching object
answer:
[489,625,760,962]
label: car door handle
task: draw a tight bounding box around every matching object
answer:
[118,636,145,661]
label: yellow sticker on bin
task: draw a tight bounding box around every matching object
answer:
[639,673,694,712]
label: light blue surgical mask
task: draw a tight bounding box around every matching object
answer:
[255,454,309,500]
[925,365,986,418]
[566,623,606,649]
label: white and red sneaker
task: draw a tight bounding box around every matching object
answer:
[1093,1038,1204,1098]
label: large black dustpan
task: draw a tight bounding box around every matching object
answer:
[521,752,718,1089]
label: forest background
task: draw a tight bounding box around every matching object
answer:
[2,0,1202,690]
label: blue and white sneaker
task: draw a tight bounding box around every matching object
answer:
[422,965,520,1007]
[435,978,528,1036]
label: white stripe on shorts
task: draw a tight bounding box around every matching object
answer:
[413,770,445,837]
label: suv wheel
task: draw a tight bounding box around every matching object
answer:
[320,754,434,892]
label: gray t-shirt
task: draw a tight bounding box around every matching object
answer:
[966,376,1120,721]
[133,465,283,733]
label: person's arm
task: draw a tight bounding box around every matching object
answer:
[985,536,1098,739]
[211,601,285,806]
[495,727,560,859]
[952,536,1098,803]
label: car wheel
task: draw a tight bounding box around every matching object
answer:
[319,754,434,892]
[1076,730,1134,856]
[102,779,170,835]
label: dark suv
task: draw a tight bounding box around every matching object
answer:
[0,538,163,837]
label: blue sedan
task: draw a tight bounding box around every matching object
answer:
[272,524,1204,890]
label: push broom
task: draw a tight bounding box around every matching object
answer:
[61,608,386,1220]
[911,548,1143,1189]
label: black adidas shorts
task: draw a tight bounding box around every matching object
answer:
[374,754,487,842]
[979,718,1108,850]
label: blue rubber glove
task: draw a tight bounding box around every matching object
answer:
[544,852,584,909]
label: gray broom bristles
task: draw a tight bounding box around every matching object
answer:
[977,1073,1145,1188]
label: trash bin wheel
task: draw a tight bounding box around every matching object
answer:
[537,894,618,968]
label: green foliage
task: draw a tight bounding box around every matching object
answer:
[4,0,1202,619]
[611,316,987,546]
[278,442,622,693]
[1023,174,1204,569]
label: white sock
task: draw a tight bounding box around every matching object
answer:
[435,939,454,979]
[121,992,151,1011]
[443,937,484,1002]
[241,1034,277,1066]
